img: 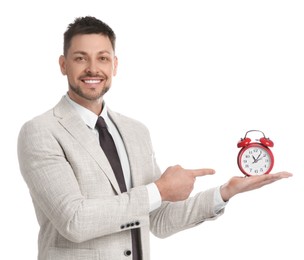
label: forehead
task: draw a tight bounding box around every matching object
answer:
[68,34,114,55]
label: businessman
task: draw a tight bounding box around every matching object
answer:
[17,16,292,260]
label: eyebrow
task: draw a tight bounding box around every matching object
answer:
[72,51,112,55]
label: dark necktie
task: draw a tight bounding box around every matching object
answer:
[96,116,127,192]
[95,116,141,260]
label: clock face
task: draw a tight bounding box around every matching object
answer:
[237,143,274,176]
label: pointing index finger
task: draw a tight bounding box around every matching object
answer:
[190,168,216,177]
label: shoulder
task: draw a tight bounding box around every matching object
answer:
[108,109,150,132]
[17,109,59,156]
[19,96,74,136]
[19,109,54,134]
[18,97,67,142]
[108,109,153,142]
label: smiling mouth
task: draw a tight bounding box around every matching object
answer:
[82,79,103,84]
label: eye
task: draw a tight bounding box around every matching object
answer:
[99,56,108,61]
[74,56,86,62]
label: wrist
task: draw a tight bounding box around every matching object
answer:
[220,183,234,202]
[154,180,165,201]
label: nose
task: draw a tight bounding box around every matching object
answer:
[85,60,99,75]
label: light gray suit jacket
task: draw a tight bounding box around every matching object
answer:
[17,97,224,260]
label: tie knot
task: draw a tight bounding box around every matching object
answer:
[96,116,107,129]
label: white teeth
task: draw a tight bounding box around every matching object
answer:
[84,79,101,84]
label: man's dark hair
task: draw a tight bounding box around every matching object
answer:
[63,16,116,56]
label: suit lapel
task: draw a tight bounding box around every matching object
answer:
[53,97,121,194]
[108,110,145,188]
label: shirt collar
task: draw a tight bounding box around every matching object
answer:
[65,94,110,129]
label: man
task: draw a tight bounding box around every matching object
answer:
[17,16,292,260]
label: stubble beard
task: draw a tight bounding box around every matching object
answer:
[69,83,110,101]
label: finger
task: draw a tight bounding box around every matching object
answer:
[190,168,216,177]
[271,171,293,178]
[261,172,293,182]
[250,171,292,187]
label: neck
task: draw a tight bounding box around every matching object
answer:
[67,92,103,115]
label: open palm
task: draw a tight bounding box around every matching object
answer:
[220,171,292,201]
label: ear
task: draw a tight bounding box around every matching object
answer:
[113,56,118,76]
[59,55,67,75]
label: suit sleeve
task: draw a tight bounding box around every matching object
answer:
[147,138,225,239]
[149,188,225,238]
[17,119,150,243]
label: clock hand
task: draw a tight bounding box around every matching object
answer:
[255,151,262,161]
[256,153,266,162]
[252,151,263,164]
[252,151,262,163]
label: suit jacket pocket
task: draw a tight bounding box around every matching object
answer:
[47,247,99,260]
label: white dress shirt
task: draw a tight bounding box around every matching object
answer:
[65,94,161,212]
[65,94,227,214]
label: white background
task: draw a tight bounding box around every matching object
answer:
[1,0,303,259]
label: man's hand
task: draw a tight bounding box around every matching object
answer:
[155,165,215,202]
[220,171,293,202]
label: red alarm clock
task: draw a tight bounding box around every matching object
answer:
[237,130,274,176]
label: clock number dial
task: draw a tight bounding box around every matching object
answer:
[237,143,274,176]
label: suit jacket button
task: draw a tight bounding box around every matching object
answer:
[120,225,125,229]
[124,250,132,256]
